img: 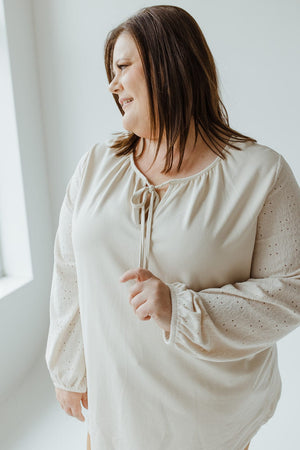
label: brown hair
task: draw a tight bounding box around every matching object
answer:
[104,5,257,174]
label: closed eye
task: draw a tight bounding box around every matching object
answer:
[117,64,128,70]
[111,63,129,79]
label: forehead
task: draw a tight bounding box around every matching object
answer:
[112,32,139,63]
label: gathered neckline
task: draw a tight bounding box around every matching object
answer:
[129,143,229,189]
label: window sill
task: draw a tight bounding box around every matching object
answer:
[0,275,33,300]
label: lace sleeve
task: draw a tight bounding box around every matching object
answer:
[163,155,300,362]
[45,149,91,392]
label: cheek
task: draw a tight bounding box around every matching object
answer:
[134,69,149,97]
[136,83,151,112]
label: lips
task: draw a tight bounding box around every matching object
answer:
[123,100,134,110]
[120,97,134,107]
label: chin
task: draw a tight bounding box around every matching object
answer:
[122,117,134,132]
[122,123,140,136]
[122,122,151,139]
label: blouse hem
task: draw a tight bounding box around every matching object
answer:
[233,372,282,450]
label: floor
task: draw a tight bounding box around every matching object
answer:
[0,330,299,449]
[0,353,88,450]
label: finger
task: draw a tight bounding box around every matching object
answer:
[119,268,140,283]
[130,292,147,311]
[128,293,151,320]
[129,283,143,302]
[72,405,85,422]
[135,302,152,320]
[82,393,88,409]
[65,406,73,416]
[120,268,152,283]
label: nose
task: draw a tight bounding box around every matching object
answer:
[108,75,121,94]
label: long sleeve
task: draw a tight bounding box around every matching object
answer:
[163,154,300,362]
[45,150,90,393]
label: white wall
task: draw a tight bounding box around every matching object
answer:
[0,0,53,403]
[1,0,299,448]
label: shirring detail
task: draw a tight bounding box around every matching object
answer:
[129,150,222,188]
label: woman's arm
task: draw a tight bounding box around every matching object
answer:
[45,150,90,392]
[163,154,300,362]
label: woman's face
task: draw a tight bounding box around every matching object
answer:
[108,32,152,137]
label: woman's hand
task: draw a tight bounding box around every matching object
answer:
[55,387,88,422]
[120,268,172,332]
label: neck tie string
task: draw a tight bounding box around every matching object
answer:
[130,184,160,269]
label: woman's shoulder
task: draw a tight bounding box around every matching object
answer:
[86,139,116,161]
[220,139,290,202]
[225,139,283,183]
[74,134,132,187]
[227,139,281,167]
[80,136,124,169]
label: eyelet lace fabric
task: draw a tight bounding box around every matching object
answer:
[163,155,300,361]
[45,150,90,392]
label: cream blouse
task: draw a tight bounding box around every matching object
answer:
[45,137,300,450]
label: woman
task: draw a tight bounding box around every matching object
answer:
[45,5,300,450]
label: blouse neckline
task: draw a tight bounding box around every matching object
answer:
[128,140,231,270]
[129,143,229,188]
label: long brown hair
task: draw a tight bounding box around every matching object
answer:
[104,5,257,174]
